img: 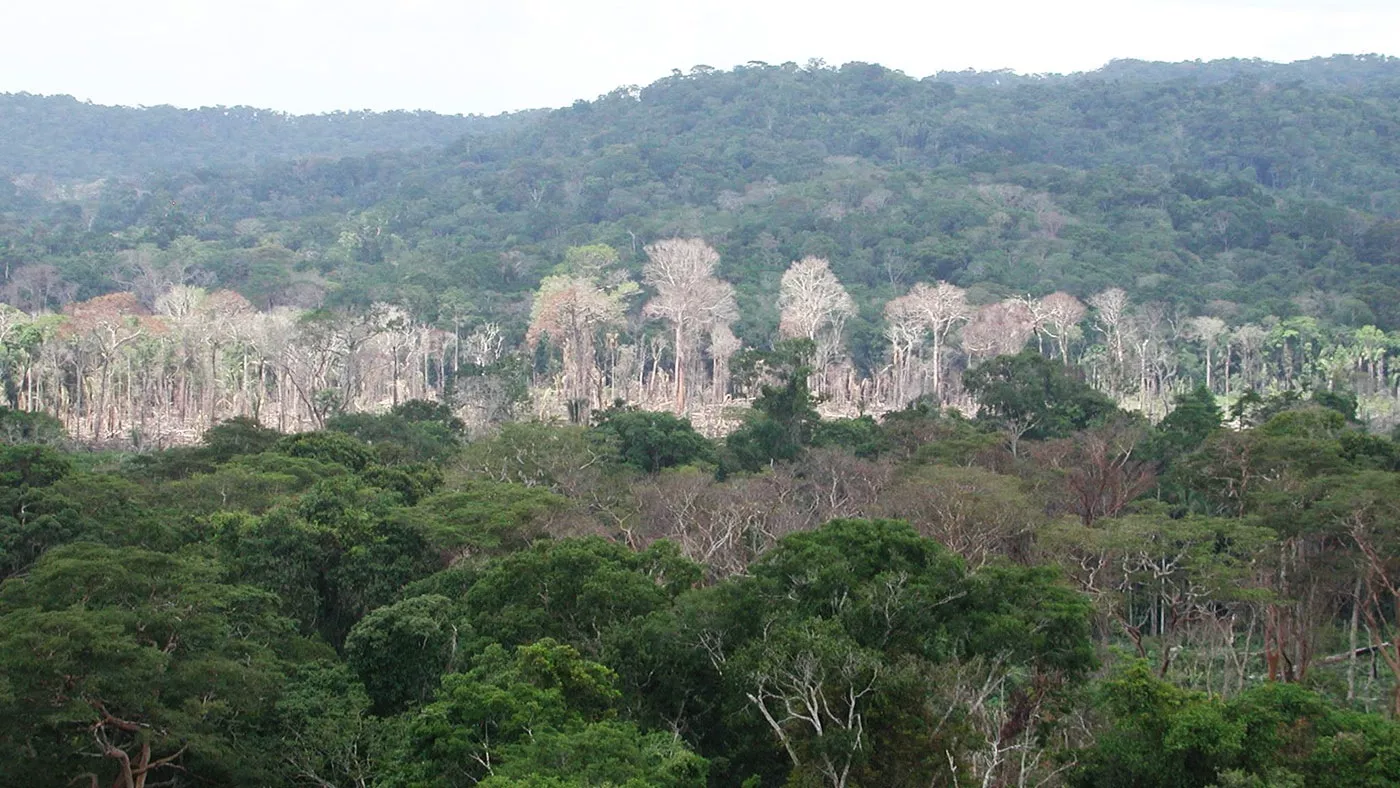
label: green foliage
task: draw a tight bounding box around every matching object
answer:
[386,639,706,788]
[0,543,317,787]
[213,483,439,648]
[201,416,284,461]
[345,594,467,714]
[327,403,464,466]
[1072,662,1400,788]
[964,350,1119,442]
[0,406,65,445]
[879,401,1001,465]
[592,405,714,472]
[456,422,613,494]
[274,661,387,788]
[415,481,568,556]
[811,414,889,458]
[459,537,700,654]
[1153,385,1224,464]
[0,443,71,488]
[607,518,1095,786]
[128,417,283,481]
[274,430,377,472]
[723,365,821,472]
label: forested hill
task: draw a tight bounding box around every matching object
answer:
[8,55,1400,335]
[0,92,534,180]
[3,54,1400,438]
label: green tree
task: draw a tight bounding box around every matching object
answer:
[724,364,821,472]
[387,639,706,788]
[963,350,1119,452]
[0,543,317,787]
[592,405,714,472]
[345,594,468,714]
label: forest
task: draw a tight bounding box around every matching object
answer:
[2,54,1400,786]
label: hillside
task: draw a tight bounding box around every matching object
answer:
[0,54,1398,443]
[5,56,1399,337]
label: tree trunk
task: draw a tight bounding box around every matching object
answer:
[673,320,686,413]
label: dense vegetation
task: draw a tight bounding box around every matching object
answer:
[3,376,1400,786]
[0,93,527,180]
[4,53,1400,786]
[2,55,1400,446]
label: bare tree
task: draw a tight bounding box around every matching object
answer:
[4,264,76,313]
[1187,316,1228,392]
[709,323,741,402]
[1231,323,1267,395]
[883,294,927,406]
[904,282,972,401]
[527,276,630,420]
[1089,288,1130,394]
[642,238,737,413]
[778,257,856,395]
[961,300,1035,366]
[1033,292,1087,365]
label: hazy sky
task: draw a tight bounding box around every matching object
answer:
[4,0,1397,115]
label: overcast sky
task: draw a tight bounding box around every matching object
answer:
[3,0,1397,115]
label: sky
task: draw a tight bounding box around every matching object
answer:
[3,0,1397,116]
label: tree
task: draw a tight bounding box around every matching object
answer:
[874,464,1038,567]
[592,405,713,472]
[527,258,634,421]
[642,238,737,412]
[1329,471,1400,715]
[882,293,926,406]
[0,543,312,787]
[887,281,972,402]
[1089,288,1131,395]
[724,363,821,472]
[389,639,708,787]
[1030,291,1087,365]
[963,350,1119,452]
[1187,315,1228,392]
[741,618,881,788]
[961,300,1036,366]
[458,537,700,654]
[345,594,466,714]
[1153,385,1224,465]
[778,257,856,395]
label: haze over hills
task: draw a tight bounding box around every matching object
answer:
[5,53,1399,181]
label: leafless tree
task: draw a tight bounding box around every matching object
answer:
[1031,292,1087,364]
[778,257,856,395]
[961,300,1035,366]
[882,294,926,407]
[1089,288,1131,394]
[902,282,972,401]
[1187,315,1228,392]
[642,238,737,412]
[527,276,629,420]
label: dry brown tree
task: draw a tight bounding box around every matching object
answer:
[527,276,629,420]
